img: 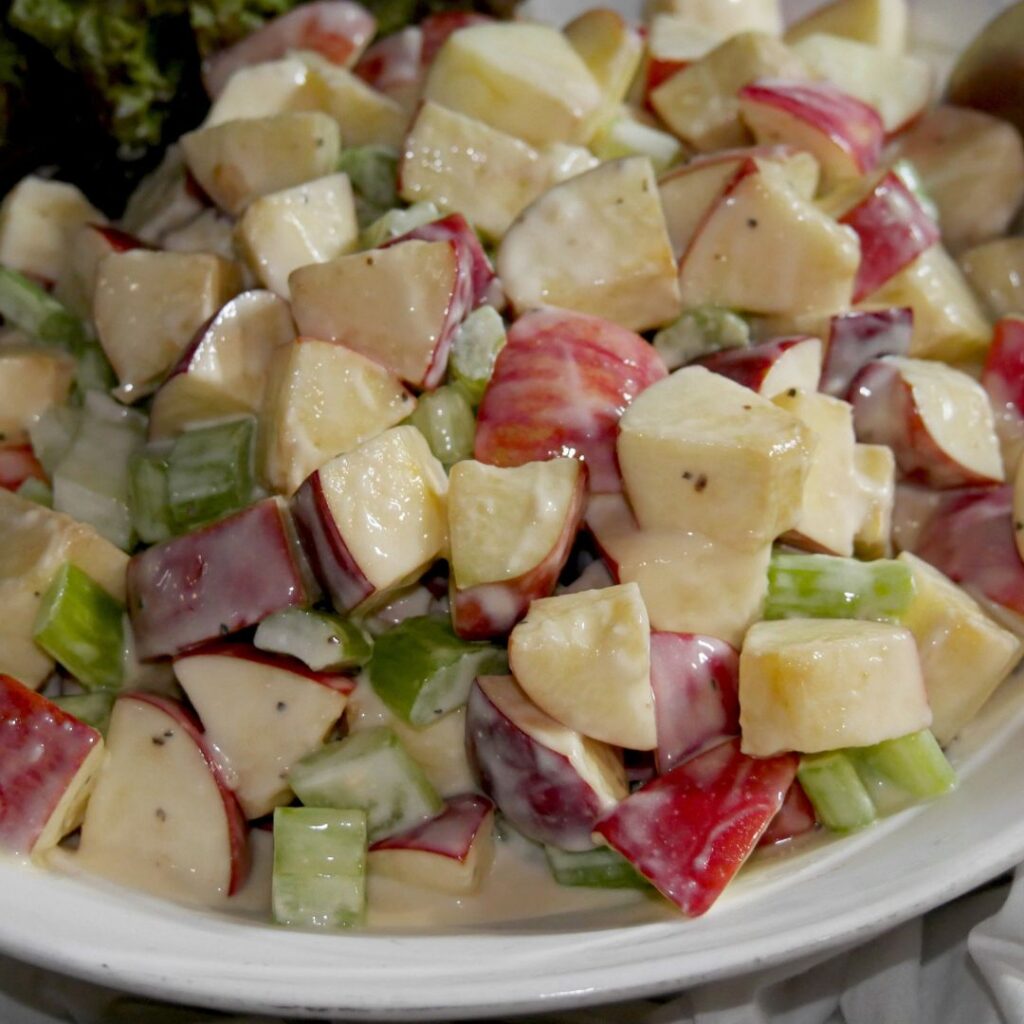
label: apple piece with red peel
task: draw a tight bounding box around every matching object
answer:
[0,443,44,492]
[127,496,315,661]
[0,674,104,859]
[290,239,473,390]
[355,26,423,111]
[643,15,725,107]
[593,738,798,917]
[699,336,822,398]
[203,1,376,97]
[292,426,448,615]
[149,289,295,441]
[76,692,249,906]
[369,793,495,894]
[508,583,656,750]
[474,308,667,494]
[982,316,1024,470]
[448,459,585,640]
[758,780,816,846]
[834,171,940,303]
[738,78,883,188]
[174,643,352,819]
[849,357,1003,490]
[0,347,75,443]
[420,12,491,68]
[649,632,740,775]
[819,307,912,398]
[785,0,908,54]
[466,675,627,851]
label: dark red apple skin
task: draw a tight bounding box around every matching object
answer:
[370,792,493,858]
[820,307,913,398]
[0,674,102,856]
[127,497,315,660]
[419,11,491,67]
[354,26,422,92]
[466,676,620,852]
[593,738,798,917]
[90,223,147,254]
[645,58,688,107]
[839,171,941,302]
[121,692,250,896]
[983,316,1024,422]
[758,780,817,847]
[0,443,45,491]
[474,309,667,493]
[649,632,740,775]
[291,469,375,613]
[698,336,817,393]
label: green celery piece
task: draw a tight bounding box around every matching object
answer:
[797,751,877,833]
[766,552,916,622]
[272,806,367,929]
[129,452,173,545]
[0,267,88,351]
[16,476,52,507]
[369,615,507,727]
[408,385,475,467]
[254,608,372,672]
[337,145,399,226]
[166,417,254,533]
[850,730,956,815]
[359,201,440,249]
[73,340,116,398]
[653,306,750,371]
[52,691,115,735]
[448,305,507,407]
[545,845,651,890]
[289,727,443,842]
[590,115,682,174]
[33,562,125,691]
[29,404,82,477]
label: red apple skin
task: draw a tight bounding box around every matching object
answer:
[91,224,147,253]
[739,78,884,178]
[127,497,315,660]
[645,58,688,107]
[354,26,422,94]
[466,676,622,852]
[0,674,102,856]
[203,1,377,97]
[419,12,491,67]
[291,468,375,613]
[121,692,250,896]
[820,307,913,398]
[370,792,493,857]
[849,360,1002,489]
[839,171,941,302]
[758,780,816,847]
[698,336,819,394]
[593,738,798,917]
[982,316,1024,442]
[0,443,45,491]
[474,308,667,493]
[649,632,740,775]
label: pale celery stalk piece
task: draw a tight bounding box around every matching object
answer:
[254,608,372,672]
[369,615,507,727]
[850,730,956,815]
[272,807,367,929]
[52,691,116,735]
[653,306,750,371]
[337,145,399,226]
[16,476,52,507]
[359,201,440,249]
[0,267,88,351]
[449,305,507,407]
[766,553,916,622]
[590,115,683,175]
[29,404,82,477]
[128,452,173,545]
[797,751,877,832]
[289,727,443,842]
[408,385,476,467]
[33,562,125,691]
[545,845,652,890]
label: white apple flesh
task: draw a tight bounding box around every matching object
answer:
[699,336,822,398]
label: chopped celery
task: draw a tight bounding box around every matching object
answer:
[33,562,125,691]
[589,115,683,175]
[29,404,82,477]
[653,307,750,371]
[166,417,255,533]
[545,845,651,889]
[448,305,507,407]
[52,691,116,735]
[360,201,440,250]
[254,608,372,672]
[0,267,88,351]
[337,145,399,226]
[73,341,117,399]
[850,730,956,815]
[798,751,877,832]
[289,727,443,842]
[766,553,916,622]
[369,615,507,727]
[16,476,52,507]
[409,385,475,467]
[272,806,367,929]
[129,452,173,545]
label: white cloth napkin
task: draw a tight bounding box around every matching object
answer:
[0,872,1021,1024]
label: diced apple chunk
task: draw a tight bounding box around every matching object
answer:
[646,0,782,36]
[618,365,813,551]
[853,443,895,559]
[509,583,655,750]
[564,8,643,123]
[0,347,75,443]
[700,336,823,398]
[962,239,1024,320]
[203,56,321,126]
[498,157,680,332]
[739,618,931,756]
[785,0,908,53]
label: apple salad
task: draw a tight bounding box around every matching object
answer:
[2,0,1024,929]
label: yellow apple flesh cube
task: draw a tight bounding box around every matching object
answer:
[739,618,930,756]
[773,391,860,557]
[237,173,359,298]
[204,57,320,126]
[785,0,908,55]
[424,23,604,147]
[647,14,726,69]
[94,250,242,400]
[645,0,783,35]
[650,32,806,151]
[853,443,895,559]
[509,583,655,750]
[0,176,104,283]
[962,239,1024,320]
[0,348,75,443]
[181,112,341,217]
[680,161,859,316]
[0,490,128,687]
[54,224,122,320]
[499,157,680,332]
[259,337,415,496]
[898,552,1022,746]
[618,366,813,551]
